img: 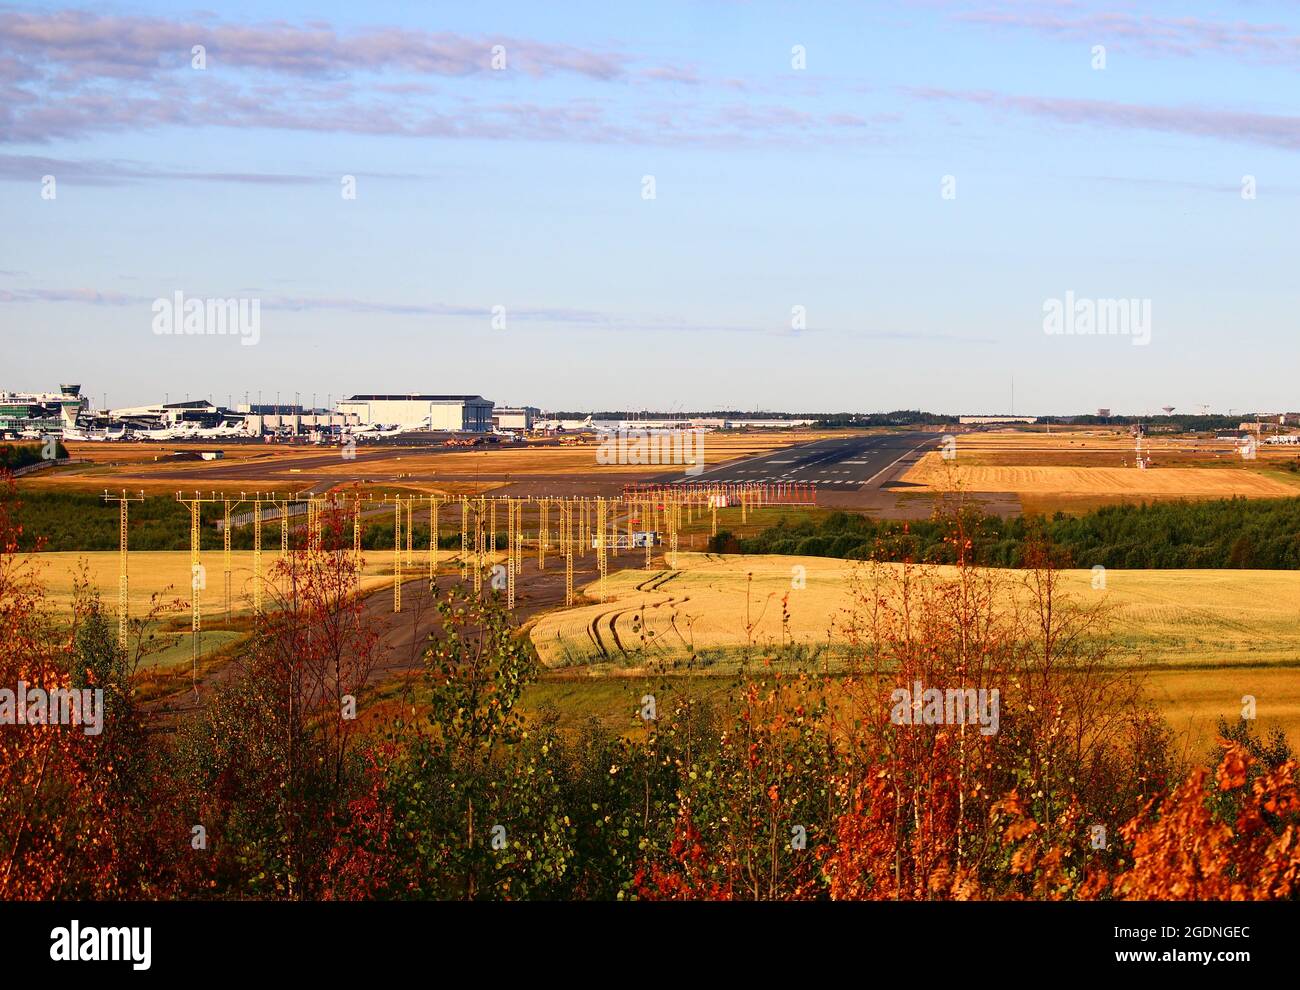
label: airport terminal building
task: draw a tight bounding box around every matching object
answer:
[338,394,494,432]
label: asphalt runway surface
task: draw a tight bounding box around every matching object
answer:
[654,431,937,491]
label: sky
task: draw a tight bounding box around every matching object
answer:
[1,1,1297,415]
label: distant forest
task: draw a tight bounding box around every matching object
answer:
[0,442,68,471]
[1,489,488,554]
[716,498,1300,570]
[546,410,1250,431]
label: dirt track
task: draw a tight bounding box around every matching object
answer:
[152,547,620,722]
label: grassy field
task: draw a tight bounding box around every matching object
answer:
[525,551,1300,753]
[16,550,400,615]
[530,552,1300,670]
[517,668,1299,759]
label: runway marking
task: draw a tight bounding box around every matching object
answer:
[860,438,935,488]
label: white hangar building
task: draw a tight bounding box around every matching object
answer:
[338,394,494,432]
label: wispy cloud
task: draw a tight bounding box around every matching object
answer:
[0,9,630,82]
[0,9,876,148]
[952,3,1300,66]
[0,286,142,305]
[911,87,1300,151]
[0,152,361,184]
[0,284,993,342]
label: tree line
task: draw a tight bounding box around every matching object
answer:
[718,497,1300,569]
[2,490,488,554]
[0,442,68,471]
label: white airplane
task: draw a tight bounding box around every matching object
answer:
[344,422,404,439]
[192,421,248,440]
[132,423,188,441]
[536,414,592,432]
[399,414,433,433]
[63,425,126,442]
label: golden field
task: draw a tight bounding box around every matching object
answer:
[900,428,1300,502]
[15,550,400,616]
[529,552,1300,750]
[531,553,1300,670]
[903,455,1300,498]
[15,546,1299,750]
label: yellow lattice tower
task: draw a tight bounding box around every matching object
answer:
[352,493,362,560]
[506,499,516,609]
[405,496,413,564]
[315,495,327,551]
[460,496,469,580]
[279,496,290,556]
[428,495,439,584]
[489,498,497,558]
[504,498,514,581]
[711,494,718,537]
[102,489,144,651]
[392,496,402,613]
[516,499,524,576]
[596,497,607,602]
[608,497,617,558]
[516,498,523,568]
[474,498,485,594]
[252,494,264,613]
[506,498,515,577]
[186,493,201,667]
[538,497,548,570]
[563,500,574,606]
[176,491,222,694]
[577,499,586,558]
[222,495,245,617]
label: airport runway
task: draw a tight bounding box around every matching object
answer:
[655,431,937,491]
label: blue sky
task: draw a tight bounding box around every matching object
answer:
[2,1,1297,414]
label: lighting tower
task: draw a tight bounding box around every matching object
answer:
[102,490,144,650]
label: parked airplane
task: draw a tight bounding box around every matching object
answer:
[191,421,250,440]
[535,414,592,432]
[131,424,189,441]
[62,425,127,442]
